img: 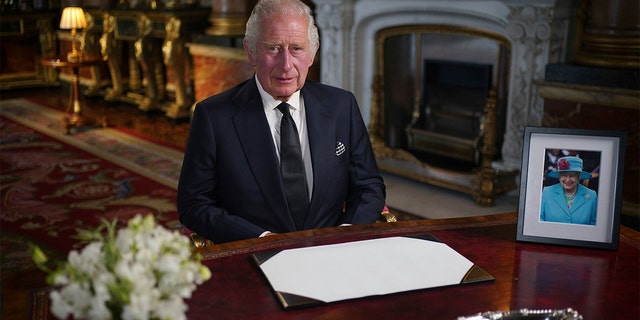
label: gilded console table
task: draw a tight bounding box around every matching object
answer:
[99,9,208,119]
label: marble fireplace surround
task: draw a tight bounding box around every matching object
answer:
[311,0,575,171]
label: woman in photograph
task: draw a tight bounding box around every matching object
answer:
[540,156,598,225]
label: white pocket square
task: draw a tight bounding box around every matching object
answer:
[335,141,345,156]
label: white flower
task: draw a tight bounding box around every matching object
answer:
[49,290,73,319]
[87,294,112,320]
[68,242,105,278]
[41,214,212,320]
[122,289,156,320]
[154,295,188,320]
[54,281,92,319]
[157,253,181,274]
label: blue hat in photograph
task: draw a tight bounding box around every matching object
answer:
[548,156,592,180]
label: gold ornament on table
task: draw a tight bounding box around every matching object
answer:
[59,7,88,63]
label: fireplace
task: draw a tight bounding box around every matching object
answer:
[312,0,575,205]
[376,26,510,170]
[368,24,517,205]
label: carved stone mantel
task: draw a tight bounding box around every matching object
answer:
[312,0,576,172]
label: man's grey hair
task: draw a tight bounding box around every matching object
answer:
[244,0,320,56]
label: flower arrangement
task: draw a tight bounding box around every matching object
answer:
[30,214,211,320]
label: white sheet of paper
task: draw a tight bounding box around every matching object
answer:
[258,236,474,303]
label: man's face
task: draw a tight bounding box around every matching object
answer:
[244,14,315,101]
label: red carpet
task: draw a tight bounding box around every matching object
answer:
[1,99,184,275]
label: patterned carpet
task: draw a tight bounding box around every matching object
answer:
[1,99,185,186]
[0,98,185,276]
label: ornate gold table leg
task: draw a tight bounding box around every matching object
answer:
[65,66,83,134]
[63,62,109,133]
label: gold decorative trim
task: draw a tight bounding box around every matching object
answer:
[572,0,640,69]
[187,43,248,60]
[535,80,640,110]
[461,264,494,283]
[573,51,640,69]
[190,232,213,248]
[206,17,248,36]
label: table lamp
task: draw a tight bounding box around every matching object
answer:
[59,7,88,63]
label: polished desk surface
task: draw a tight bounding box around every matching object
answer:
[187,212,639,319]
[31,213,639,319]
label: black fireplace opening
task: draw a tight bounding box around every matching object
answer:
[405,59,492,171]
[420,59,492,139]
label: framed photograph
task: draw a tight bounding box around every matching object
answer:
[516,127,626,250]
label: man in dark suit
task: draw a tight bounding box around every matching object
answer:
[177,0,386,243]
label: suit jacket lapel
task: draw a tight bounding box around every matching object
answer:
[571,186,588,212]
[302,86,335,228]
[551,184,570,215]
[232,79,296,230]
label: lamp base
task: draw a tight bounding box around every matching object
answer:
[67,51,83,63]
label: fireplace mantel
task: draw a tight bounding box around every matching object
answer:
[312,0,576,171]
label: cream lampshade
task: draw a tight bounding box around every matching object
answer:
[59,7,88,63]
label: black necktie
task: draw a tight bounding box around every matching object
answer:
[277,102,309,229]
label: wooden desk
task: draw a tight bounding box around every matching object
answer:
[30,213,640,319]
